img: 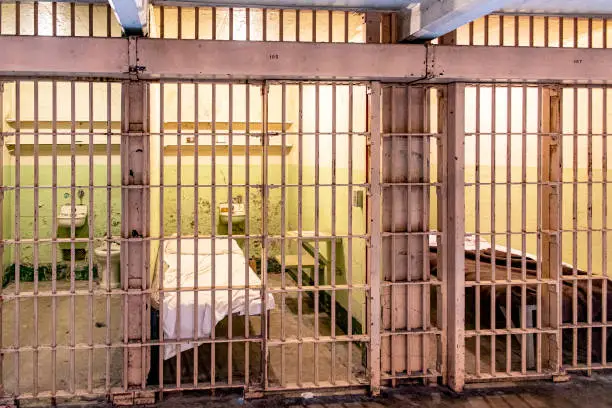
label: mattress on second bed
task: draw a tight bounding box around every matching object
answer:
[157,237,275,360]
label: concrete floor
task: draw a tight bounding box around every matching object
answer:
[0,271,365,397]
[155,373,612,408]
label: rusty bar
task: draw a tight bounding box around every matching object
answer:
[70,2,75,36]
[13,79,21,397]
[263,8,267,41]
[244,83,251,387]
[280,9,284,41]
[211,7,215,40]
[369,81,382,395]
[572,87,578,368]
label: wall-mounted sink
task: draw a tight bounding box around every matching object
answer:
[58,205,88,228]
[219,202,245,225]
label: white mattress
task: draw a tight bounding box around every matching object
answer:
[158,237,275,360]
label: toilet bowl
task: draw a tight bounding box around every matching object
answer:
[94,242,121,288]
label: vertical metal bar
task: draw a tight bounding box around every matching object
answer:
[246,8,250,41]
[0,80,4,397]
[344,11,349,43]
[175,82,182,388]
[484,15,489,45]
[312,10,316,42]
[34,1,39,36]
[445,83,465,391]
[33,79,40,397]
[14,78,21,401]
[297,83,304,386]
[70,2,75,36]
[88,3,93,37]
[52,2,57,37]
[514,15,519,46]
[228,82,234,386]
[105,82,112,391]
[106,4,111,37]
[573,87,578,367]
[51,79,58,396]
[529,16,534,47]
[122,79,150,390]
[159,5,164,38]
[280,83,287,387]
[490,84,497,376]
[314,83,320,387]
[347,83,354,383]
[468,21,474,45]
[331,83,337,385]
[70,80,76,394]
[506,86,512,375]
[261,82,269,389]
[574,17,578,48]
[545,16,550,47]
[88,81,95,393]
[210,82,217,386]
[279,9,284,41]
[521,84,528,374]
[369,81,382,395]
[244,83,250,387]
[211,7,215,40]
[195,6,200,39]
[587,87,593,372]
[296,10,300,42]
[228,7,233,41]
[475,85,481,376]
[603,87,609,367]
[536,86,543,374]
[193,83,200,388]
[15,1,20,35]
[328,10,333,43]
[177,6,182,40]
[158,81,165,391]
[262,8,267,41]
[560,17,564,48]
[588,18,593,48]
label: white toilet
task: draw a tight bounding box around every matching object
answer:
[94,242,121,288]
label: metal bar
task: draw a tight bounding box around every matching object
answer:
[51,79,58,396]
[87,81,95,394]
[297,82,303,386]
[368,81,382,395]
[261,82,269,389]
[105,81,112,391]
[175,82,183,388]
[506,86,512,375]
[193,83,200,388]
[228,82,234,386]
[475,85,481,376]
[280,83,287,387]
[347,83,354,383]
[14,79,21,397]
[331,83,337,385]
[121,79,150,389]
[587,87,593,372]
[32,79,40,396]
[603,87,609,368]
[490,84,497,376]
[314,83,320,387]
[244,83,251,388]
[0,80,4,397]
[210,82,217,386]
[445,83,465,391]
[158,81,166,391]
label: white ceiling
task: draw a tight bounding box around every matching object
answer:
[153,0,612,16]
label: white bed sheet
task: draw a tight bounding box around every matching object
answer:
[160,238,275,360]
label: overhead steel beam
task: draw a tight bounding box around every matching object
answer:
[398,0,511,42]
[136,39,428,81]
[109,0,149,36]
[428,45,612,83]
[0,36,129,79]
[1,36,612,83]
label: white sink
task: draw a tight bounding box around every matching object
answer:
[219,202,245,225]
[58,205,88,228]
